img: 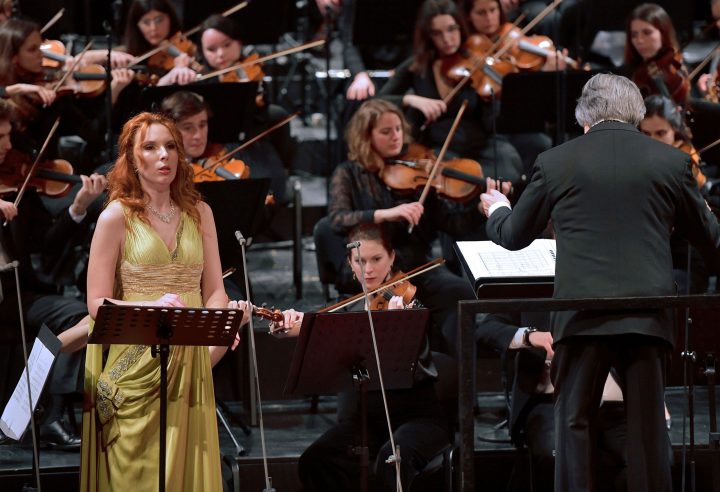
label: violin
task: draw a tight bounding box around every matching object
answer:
[496,25,581,71]
[147,32,203,74]
[191,143,250,182]
[40,39,67,68]
[368,270,417,310]
[319,258,445,313]
[633,49,690,105]
[678,141,707,189]
[0,149,81,198]
[380,143,486,203]
[218,53,265,83]
[441,34,517,101]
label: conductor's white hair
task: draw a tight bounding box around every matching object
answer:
[575,74,646,128]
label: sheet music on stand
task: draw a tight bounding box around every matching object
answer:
[455,239,556,292]
[0,325,61,440]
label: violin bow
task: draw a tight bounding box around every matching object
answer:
[698,136,720,155]
[51,40,93,92]
[196,39,326,81]
[688,43,720,80]
[409,100,468,233]
[183,1,248,38]
[10,117,61,211]
[194,112,298,179]
[40,8,65,34]
[319,258,446,313]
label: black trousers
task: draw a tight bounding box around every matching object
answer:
[551,334,671,492]
[508,397,627,492]
[299,385,450,492]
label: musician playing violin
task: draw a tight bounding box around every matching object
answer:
[327,98,485,357]
[624,3,690,106]
[271,223,451,492]
[464,0,568,72]
[160,90,288,202]
[110,0,198,86]
[198,14,296,170]
[379,0,524,185]
[0,98,106,450]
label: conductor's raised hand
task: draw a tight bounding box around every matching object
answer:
[375,202,424,226]
[480,177,511,217]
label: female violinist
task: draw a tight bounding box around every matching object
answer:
[198,14,296,170]
[271,223,451,492]
[117,0,197,86]
[160,90,287,202]
[379,0,524,185]
[639,94,713,295]
[0,18,133,171]
[328,98,482,356]
[624,3,689,106]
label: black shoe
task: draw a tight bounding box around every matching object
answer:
[39,419,81,451]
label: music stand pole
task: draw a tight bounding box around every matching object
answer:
[90,304,244,492]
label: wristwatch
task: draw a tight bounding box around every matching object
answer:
[523,327,538,347]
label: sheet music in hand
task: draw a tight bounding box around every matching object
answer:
[0,325,61,440]
[455,239,556,290]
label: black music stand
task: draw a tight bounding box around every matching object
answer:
[496,71,597,140]
[89,302,244,492]
[284,309,430,491]
[138,82,260,143]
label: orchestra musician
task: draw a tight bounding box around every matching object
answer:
[378,0,524,185]
[0,98,106,450]
[326,98,482,356]
[624,3,690,106]
[116,0,198,86]
[272,223,451,492]
[160,90,287,203]
[697,0,720,98]
[461,0,555,175]
[198,14,296,171]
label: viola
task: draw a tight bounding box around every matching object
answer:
[0,149,81,198]
[380,143,486,203]
[368,270,417,310]
[633,49,690,105]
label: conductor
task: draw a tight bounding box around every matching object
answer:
[479,73,720,491]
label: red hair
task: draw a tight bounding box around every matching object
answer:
[107,112,201,225]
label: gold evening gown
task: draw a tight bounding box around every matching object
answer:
[80,206,222,491]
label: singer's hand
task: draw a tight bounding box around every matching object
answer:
[142,293,186,308]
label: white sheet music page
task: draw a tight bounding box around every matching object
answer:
[0,333,57,440]
[456,239,556,280]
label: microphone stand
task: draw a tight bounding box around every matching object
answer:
[349,241,403,492]
[102,20,114,163]
[235,231,276,492]
[2,261,43,492]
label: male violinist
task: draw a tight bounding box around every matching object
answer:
[480,73,720,491]
[0,99,106,450]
